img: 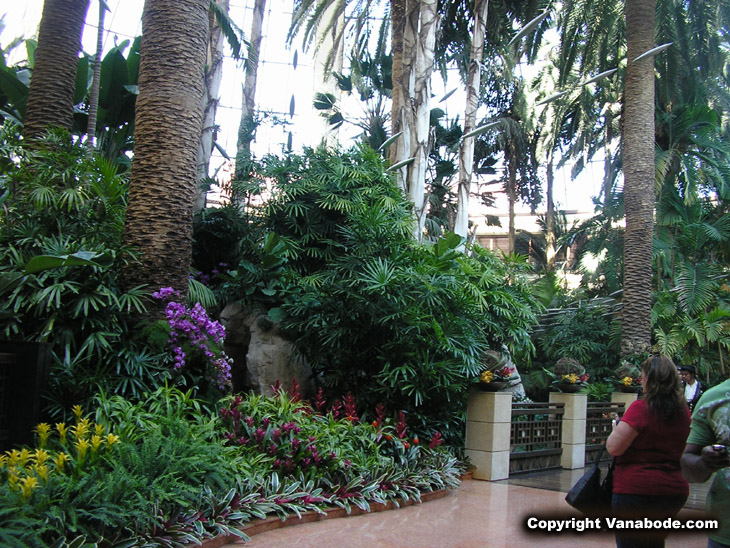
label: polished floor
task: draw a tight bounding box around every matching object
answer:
[218,468,715,548]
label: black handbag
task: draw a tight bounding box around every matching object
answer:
[565,447,614,516]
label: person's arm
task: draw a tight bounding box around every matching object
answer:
[606,421,639,456]
[681,443,730,483]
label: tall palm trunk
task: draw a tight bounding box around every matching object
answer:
[121,0,210,305]
[621,0,655,356]
[507,150,517,253]
[391,0,438,240]
[194,0,230,211]
[455,0,489,240]
[86,0,107,152]
[390,0,406,168]
[545,147,556,270]
[24,0,90,140]
[237,0,267,165]
[406,0,438,239]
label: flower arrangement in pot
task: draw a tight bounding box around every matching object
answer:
[477,350,518,391]
[545,357,589,393]
[614,362,642,393]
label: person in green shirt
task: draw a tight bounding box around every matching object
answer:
[682,378,730,547]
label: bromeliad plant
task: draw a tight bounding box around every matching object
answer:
[217,387,462,513]
[0,387,463,547]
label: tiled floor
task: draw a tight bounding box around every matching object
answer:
[221,471,715,547]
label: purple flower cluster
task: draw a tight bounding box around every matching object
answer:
[153,287,232,390]
[196,262,228,287]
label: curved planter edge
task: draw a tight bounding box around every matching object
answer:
[199,488,453,548]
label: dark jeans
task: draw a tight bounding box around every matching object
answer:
[612,493,687,548]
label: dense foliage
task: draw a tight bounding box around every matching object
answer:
[213,145,540,446]
[0,128,165,419]
[0,387,461,547]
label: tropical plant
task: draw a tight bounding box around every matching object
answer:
[225,145,539,447]
[0,130,166,419]
[533,300,619,381]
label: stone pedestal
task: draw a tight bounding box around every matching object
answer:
[549,392,587,470]
[611,391,639,410]
[465,390,513,480]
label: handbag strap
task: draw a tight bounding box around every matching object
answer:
[591,445,608,467]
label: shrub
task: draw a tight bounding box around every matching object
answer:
[225,145,539,448]
[0,129,165,420]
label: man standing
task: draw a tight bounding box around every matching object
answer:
[679,364,707,412]
[681,378,730,548]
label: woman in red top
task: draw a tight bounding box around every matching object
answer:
[606,354,691,548]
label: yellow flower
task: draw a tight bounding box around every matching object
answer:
[90,435,103,453]
[72,420,90,441]
[7,470,20,489]
[32,449,50,466]
[0,454,6,467]
[94,424,105,437]
[20,476,39,499]
[32,464,49,483]
[480,370,495,383]
[17,448,32,467]
[6,449,21,467]
[54,452,70,473]
[56,423,68,444]
[105,434,120,448]
[76,439,90,460]
[621,376,634,386]
[562,373,580,384]
[72,405,84,421]
[34,423,51,447]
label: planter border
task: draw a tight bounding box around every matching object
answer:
[199,488,452,548]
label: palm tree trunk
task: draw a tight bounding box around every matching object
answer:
[121,0,210,306]
[545,147,556,271]
[508,151,517,253]
[390,0,406,170]
[406,0,438,240]
[455,0,489,240]
[194,0,230,212]
[391,0,413,197]
[621,0,656,356]
[24,0,90,141]
[237,0,267,164]
[86,0,106,152]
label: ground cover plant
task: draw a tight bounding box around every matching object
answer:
[0,386,461,547]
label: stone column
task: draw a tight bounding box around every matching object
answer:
[465,390,513,480]
[549,392,587,469]
[611,390,639,410]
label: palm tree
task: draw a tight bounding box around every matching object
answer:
[454,0,489,240]
[195,0,231,211]
[236,0,267,162]
[621,0,655,356]
[121,0,210,303]
[86,0,108,152]
[393,0,439,239]
[23,0,91,140]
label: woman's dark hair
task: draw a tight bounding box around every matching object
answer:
[640,354,685,421]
